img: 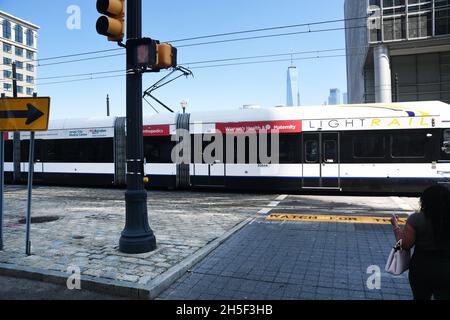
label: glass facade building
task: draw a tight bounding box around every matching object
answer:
[328,88,342,105]
[345,0,450,104]
[286,66,300,106]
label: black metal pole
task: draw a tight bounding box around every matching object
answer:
[107,94,110,117]
[0,93,4,251]
[12,63,20,184]
[119,0,156,253]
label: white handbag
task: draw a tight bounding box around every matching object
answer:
[385,240,411,275]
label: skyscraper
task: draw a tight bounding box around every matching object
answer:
[328,88,341,105]
[343,92,348,104]
[286,65,300,106]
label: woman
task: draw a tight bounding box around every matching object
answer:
[391,185,450,300]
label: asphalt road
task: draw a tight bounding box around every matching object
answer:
[0,275,127,300]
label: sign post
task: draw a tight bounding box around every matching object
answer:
[0,93,4,251]
[25,130,35,255]
[0,96,50,254]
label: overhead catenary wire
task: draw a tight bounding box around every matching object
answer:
[34,54,351,86]
[0,48,348,83]
[4,11,449,70]
[19,15,369,65]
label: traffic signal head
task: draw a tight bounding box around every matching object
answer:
[155,43,177,70]
[96,0,125,42]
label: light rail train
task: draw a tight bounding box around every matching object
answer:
[4,101,450,194]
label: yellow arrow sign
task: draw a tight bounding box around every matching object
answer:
[0,97,50,131]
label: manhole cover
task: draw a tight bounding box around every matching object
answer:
[18,216,60,224]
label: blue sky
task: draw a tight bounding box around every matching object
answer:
[1,0,348,120]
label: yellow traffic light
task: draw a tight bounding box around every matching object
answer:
[96,0,125,42]
[155,43,177,70]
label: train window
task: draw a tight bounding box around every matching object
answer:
[323,140,337,163]
[391,133,426,158]
[4,140,13,162]
[444,130,450,154]
[305,140,319,163]
[353,135,385,158]
[42,138,113,163]
[278,134,301,164]
[20,140,43,162]
[144,137,174,163]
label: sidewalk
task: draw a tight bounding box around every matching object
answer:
[160,195,415,300]
[0,186,270,299]
[161,221,413,300]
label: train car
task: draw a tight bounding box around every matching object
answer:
[4,101,450,194]
[4,117,117,186]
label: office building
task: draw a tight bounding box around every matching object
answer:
[328,88,341,105]
[286,65,300,106]
[0,10,39,97]
[345,0,450,104]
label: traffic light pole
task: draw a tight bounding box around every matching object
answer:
[119,0,156,253]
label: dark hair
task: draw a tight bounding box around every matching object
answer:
[420,185,450,246]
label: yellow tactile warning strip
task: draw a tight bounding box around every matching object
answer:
[266,213,407,225]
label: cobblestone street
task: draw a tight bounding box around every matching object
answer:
[0,186,270,296]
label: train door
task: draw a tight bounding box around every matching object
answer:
[192,134,226,188]
[302,132,340,189]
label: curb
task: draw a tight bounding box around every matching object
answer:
[0,216,253,299]
[144,216,253,299]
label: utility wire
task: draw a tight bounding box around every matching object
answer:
[20,15,368,64]
[10,13,450,67]
[167,16,368,43]
[34,54,349,86]
[177,25,366,48]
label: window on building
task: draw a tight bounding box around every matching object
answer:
[26,64,34,72]
[26,50,34,60]
[3,57,12,65]
[435,1,450,35]
[15,47,23,57]
[2,20,11,39]
[408,12,432,39]
[383,16,406,41]
[3,70,12,79]
[26,29,34,47]
[15,25,23,43]
[17,86,23,94]
[3,42,12,53]
[26,88,34,96]
[16,61,23,69]
[3,83,12,91]
[26,75,33,84]
[16,73,23,82]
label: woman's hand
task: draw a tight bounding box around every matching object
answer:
[390,215,400,228]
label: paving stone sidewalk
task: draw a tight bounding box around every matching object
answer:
[160,196,416,300]
[0,186,271,298]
